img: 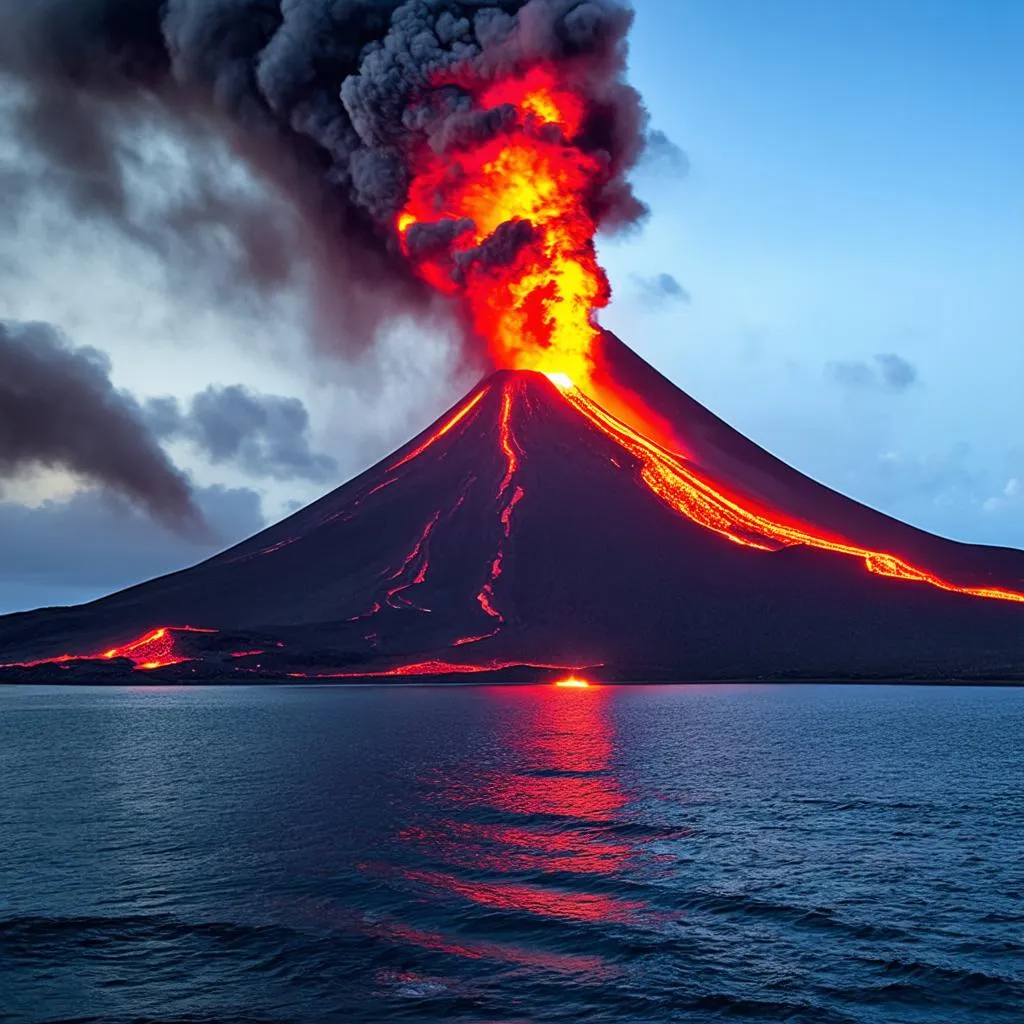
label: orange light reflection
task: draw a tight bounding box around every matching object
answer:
[389,687,643,929]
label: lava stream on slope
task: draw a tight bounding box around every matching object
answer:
[0,626,218,671]
[3,366,1024,679]
[550,378,1024,605]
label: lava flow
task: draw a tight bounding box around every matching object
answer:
[553,379,1024,605]
[0,626,217,672]
[395,57,1024,610]
[476,381,526,631]
[286,658,590,680]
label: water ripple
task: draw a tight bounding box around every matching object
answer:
[1,683,1022,1023]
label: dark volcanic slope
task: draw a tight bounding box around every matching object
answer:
[594,333,1024,585]
[2,340,1023,681]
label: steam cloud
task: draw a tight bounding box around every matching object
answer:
[0,321,202,531]
[632,272,689,306]
[640,128,690,177]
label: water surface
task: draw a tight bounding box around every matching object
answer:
[1,684,1022,1022]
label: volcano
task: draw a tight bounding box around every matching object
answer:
[2,332,1023,684]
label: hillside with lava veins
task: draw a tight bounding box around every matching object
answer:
[2,332,1024,684]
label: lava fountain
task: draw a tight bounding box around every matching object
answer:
[398,65,609,390]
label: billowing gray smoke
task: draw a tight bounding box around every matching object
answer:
[0,321,203,532]
[0,0,647,336]
[143,385,338,483]
[0,1,650,521]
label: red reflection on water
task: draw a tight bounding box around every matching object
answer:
[284,887,613,977]
[377,918,610,975]
[396,686,642,928]
[484,687,627,823]
[401,865,640,926]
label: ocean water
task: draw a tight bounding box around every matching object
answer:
[0,684,1021,1024]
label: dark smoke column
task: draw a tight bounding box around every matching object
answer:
[0,1,649,523]
[0,0,648,355]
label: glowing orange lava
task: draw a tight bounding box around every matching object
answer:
[384,510,442,611]
[395,57,1024,611]
[389,387,488,471]
[556,379,1024,605]
[476,381,525,629]
[555,676,591,688]
[1,625,217,672]
[285,658,589,680]
[398,65,607,388]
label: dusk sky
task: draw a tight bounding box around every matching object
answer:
[1,0,1021,614]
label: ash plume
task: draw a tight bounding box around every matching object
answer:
[0,0,650,355]
[0,321,203,532]
[640,128,690,177]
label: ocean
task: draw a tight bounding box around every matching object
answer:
[1,683,1021,1023]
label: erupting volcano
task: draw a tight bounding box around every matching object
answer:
[4,328,1024,683]
[2,1,1023,682]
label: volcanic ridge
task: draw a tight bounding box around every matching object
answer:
[2,332,1023,685]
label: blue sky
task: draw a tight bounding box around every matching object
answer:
[604,0,1024,543]
[0,0,1022,613]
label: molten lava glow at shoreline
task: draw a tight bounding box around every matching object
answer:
[0,626,217,672]
[555,676,592,688]
[286,659,592,680]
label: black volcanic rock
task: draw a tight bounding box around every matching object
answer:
[2,335,1023,682]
